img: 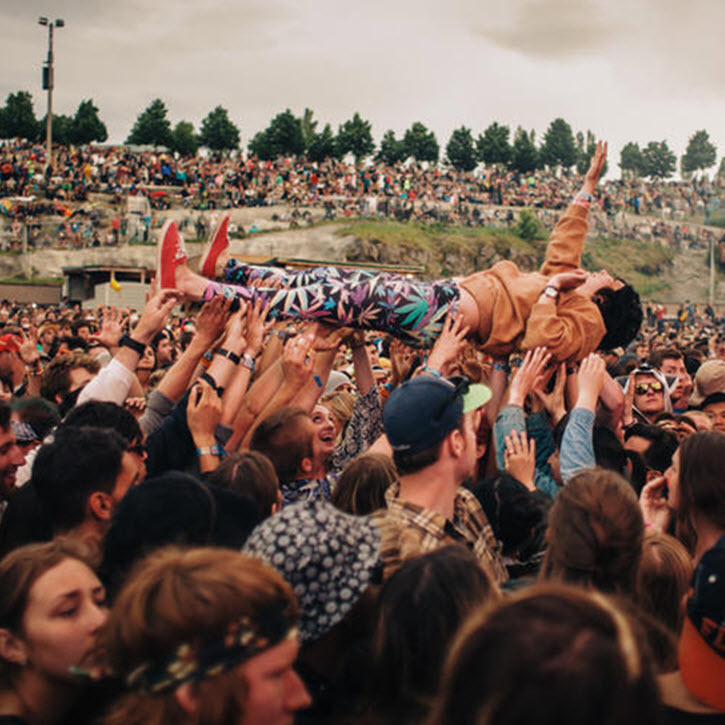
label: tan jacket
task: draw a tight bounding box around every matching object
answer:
[458,203,605,361]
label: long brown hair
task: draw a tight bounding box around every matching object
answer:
[429,584,662,725]
[102,547,298,725]
[676,430,725,549]
[541,468,644,596]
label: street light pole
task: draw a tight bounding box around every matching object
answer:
[39,17,64,173]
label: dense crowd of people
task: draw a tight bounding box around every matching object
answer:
[0,145,723,724]
[2,139,724,252]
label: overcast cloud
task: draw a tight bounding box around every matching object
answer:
[2,0,724,175]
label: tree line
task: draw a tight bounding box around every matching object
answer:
[0,91,720,179]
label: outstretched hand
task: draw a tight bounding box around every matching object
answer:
[508,347,551,407]
[133,289,182,344]
[426,312,469,377]
[583,141,607,193]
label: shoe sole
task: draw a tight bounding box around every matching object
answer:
[200,213,230,278]
[157,219,179,289]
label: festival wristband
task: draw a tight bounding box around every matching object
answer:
[200,372,224,398]
[421,365,442,378]
[196,445,225,458]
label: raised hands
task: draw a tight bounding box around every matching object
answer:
[187,380,223,446]
[92,306,124,349]
[426,312,469,377]
[193,296,232,350]
[17,328,40,367]
[244,300,272,358]
[133,289,182,344]
[532,362,567,423]
[309,322,351,353]
[575,353,607,410]
[583,140,607,194]
[508,347,551,407]
[503,430,536,491]
[281,332,315,388]
[389,338,414,387]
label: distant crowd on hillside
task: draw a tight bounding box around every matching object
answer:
[1,139,724,252]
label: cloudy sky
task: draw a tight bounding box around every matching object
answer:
[2,0,724,175]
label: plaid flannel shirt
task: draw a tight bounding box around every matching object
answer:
[384,482,508,584]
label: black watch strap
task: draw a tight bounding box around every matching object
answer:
[215,348,241,365]
[120,334,146,355]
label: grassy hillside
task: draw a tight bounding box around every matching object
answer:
[337,219,673,296]
[582,238,674,297]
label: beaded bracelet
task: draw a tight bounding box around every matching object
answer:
[196,445,225,458]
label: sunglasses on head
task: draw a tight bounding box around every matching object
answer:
[434,376,470,420]
[635,381,663,395]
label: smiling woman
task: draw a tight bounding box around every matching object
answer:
[0,541,108,725]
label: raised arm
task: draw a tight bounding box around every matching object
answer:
[540,141,607,277]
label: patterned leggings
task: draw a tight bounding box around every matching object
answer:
[203,260,460,348]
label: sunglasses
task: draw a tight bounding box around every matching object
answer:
[635,381,664,395]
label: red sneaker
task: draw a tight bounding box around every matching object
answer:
[156,220,187,289]
[199,213,230,278]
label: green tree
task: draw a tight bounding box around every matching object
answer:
[515,210,546,241]
[170,121,199,156]
[307,123,337,162]
[477,122,511,166]
[641,140,676,179]
[446,126,477,171]
[36,113,73,145]
[403,121,439,162]
[126,98,172,147]
[0,91,37,140]
[336,112,374,162]
[247,109,304,160]
[717,157,725,181]
[540,118,577,170]
[619,142,644,177]
[69,99,107,145]
[681,130,717,174]
[510,127,539,173]
[300,108,318,153]
[199,106,240,151]
[376,130,406,164]
[247,131,271,159]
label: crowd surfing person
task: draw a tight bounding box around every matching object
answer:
[5,149,725,722]
[158,142,643,361]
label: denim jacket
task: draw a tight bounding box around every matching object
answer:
[559,407,596,484]
[494,406,559,499]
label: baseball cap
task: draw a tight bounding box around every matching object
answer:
[691,359,725,408]
[0,334,21,354]
[678,534,725,712]
[383,375,491,454]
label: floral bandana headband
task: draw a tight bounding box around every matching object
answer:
[125,604,297,694]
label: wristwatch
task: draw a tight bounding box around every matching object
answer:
[543,285,559,299]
